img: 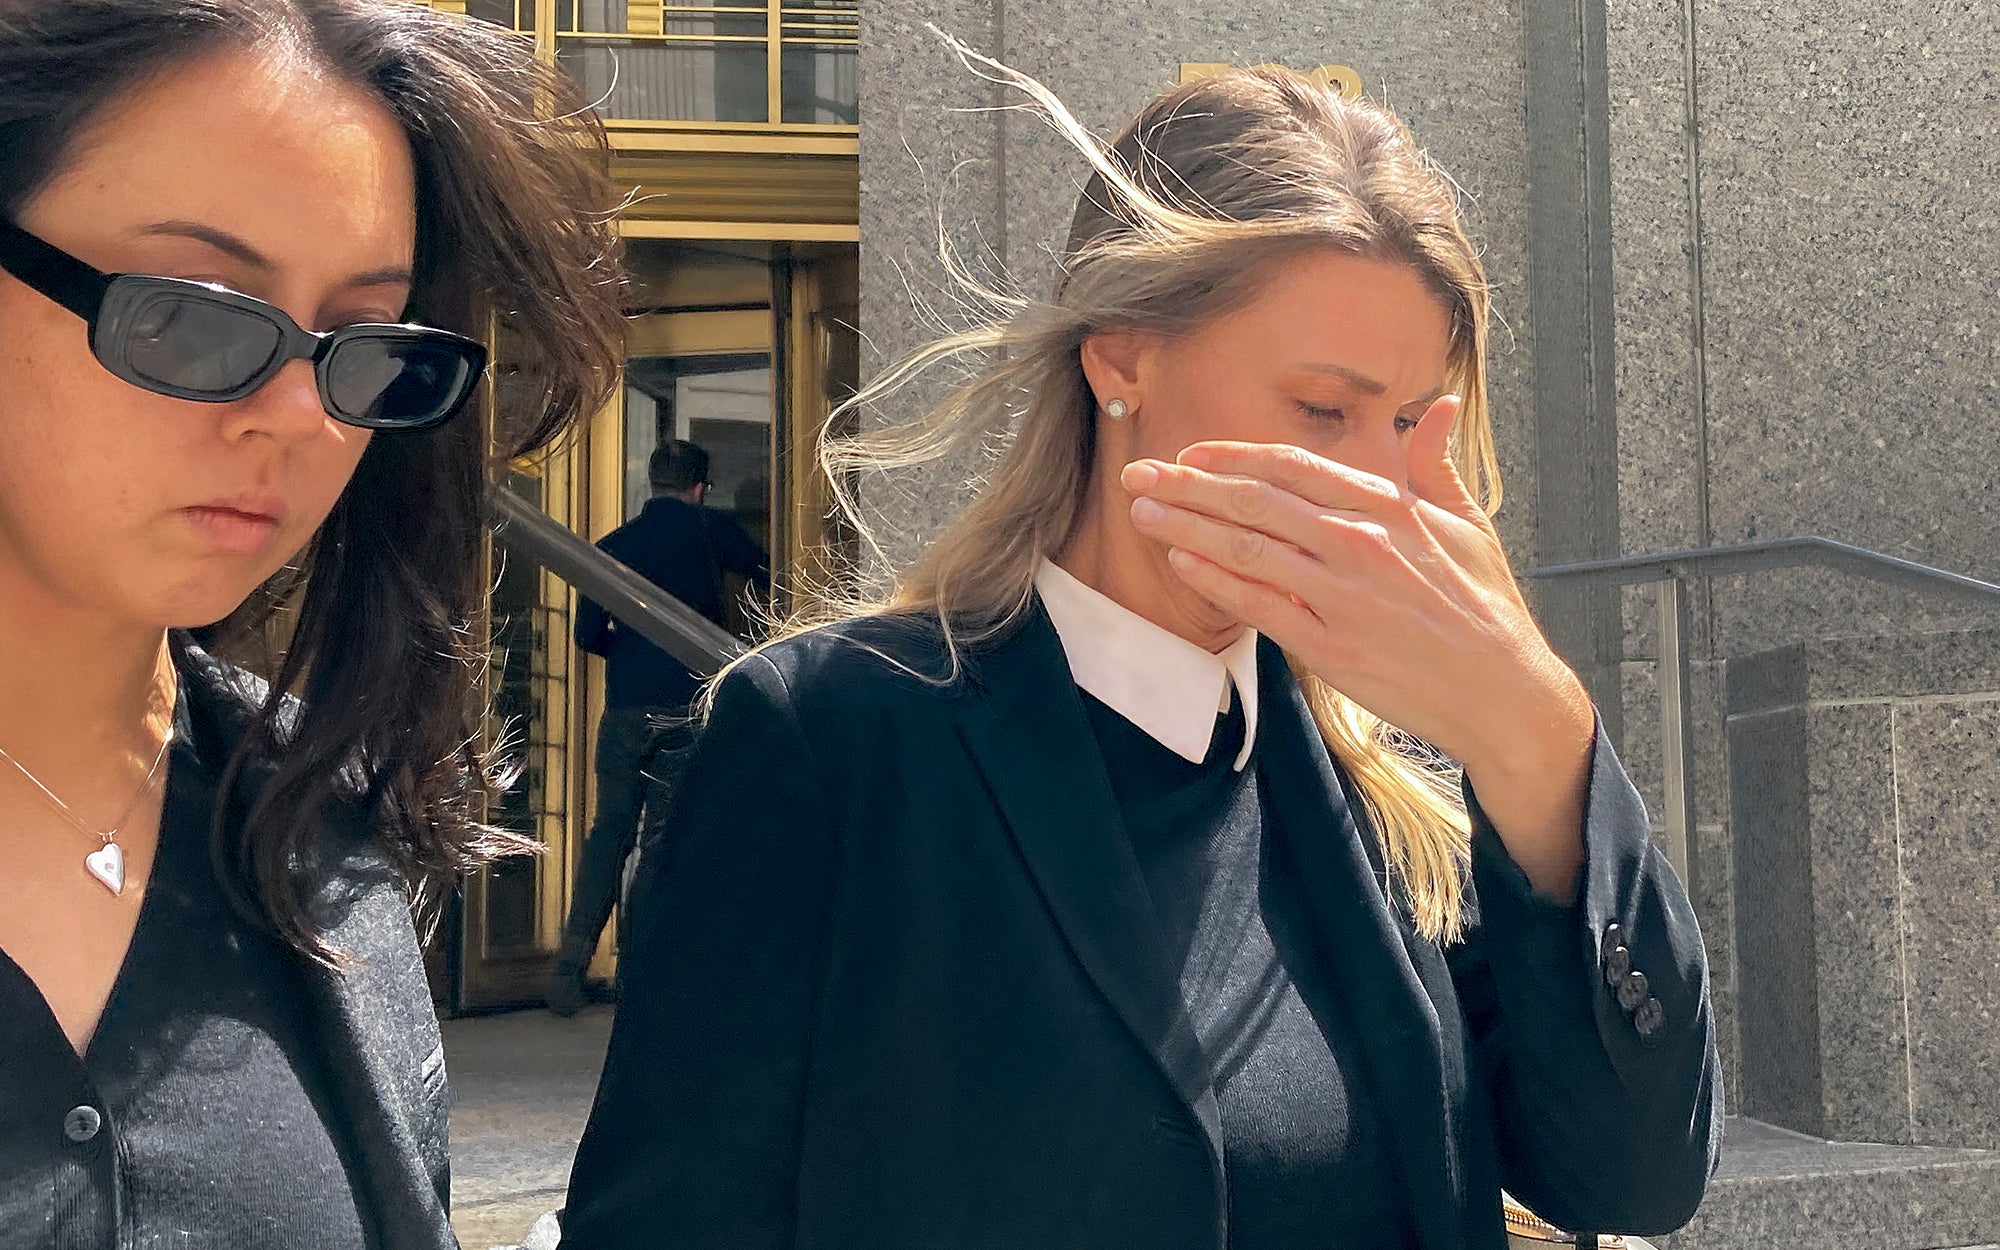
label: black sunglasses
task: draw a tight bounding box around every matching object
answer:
[0,219,485,431]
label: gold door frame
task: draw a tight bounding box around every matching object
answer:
[568,296,779,983]
[459,386,593,1011]
[453,238,853,1011]
[426,0,859,1011]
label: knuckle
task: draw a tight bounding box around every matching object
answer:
[1228,526,1268,567]
[1228,476,1270,521]
[1367,474,1406,508]
[1356,522,1396,554]
[1275,444,1318,479]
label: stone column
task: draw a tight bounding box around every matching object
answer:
[1728,629,2000,1148]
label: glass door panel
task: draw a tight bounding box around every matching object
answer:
[620,310,775,631]
[624,357,773,535]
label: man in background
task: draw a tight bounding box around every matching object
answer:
[545,439,770,1015]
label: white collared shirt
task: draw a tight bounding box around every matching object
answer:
[1035,559,1261,771]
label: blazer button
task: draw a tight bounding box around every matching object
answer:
[1603,943,1633,988]
[1633,996,1666,1039]
[1599,924,1626,960]
[1616,970,1650,1013]
[64,1106,102,1143]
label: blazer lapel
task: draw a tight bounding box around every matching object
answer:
[955,606,1227,1169]
[1255,640,1465,1250]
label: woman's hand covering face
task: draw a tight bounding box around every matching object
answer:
[1121,396,1596,894]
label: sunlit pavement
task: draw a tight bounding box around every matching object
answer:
[445,1004,614,1250]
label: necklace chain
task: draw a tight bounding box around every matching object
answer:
[0,725,176,846]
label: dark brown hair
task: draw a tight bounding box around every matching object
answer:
[0,0,627,959]
[649,439,711,492]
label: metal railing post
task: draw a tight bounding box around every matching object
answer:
[1655,572,1697,883]
[1529,536,2000,889]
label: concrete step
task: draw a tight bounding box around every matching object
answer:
[1664,1118,2000,1250]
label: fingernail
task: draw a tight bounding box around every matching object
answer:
[1130,497,1168,526]
[1121,461,1161,492]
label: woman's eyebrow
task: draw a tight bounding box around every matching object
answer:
[134,220,412,291]
[136,220,272,270]
[1298,361,1386,394]
[341,265,415,292]
[1300,362,1447,407]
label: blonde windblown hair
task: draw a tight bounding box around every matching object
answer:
[779,43,1501,944]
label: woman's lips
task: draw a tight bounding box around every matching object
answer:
[182,504,282,556]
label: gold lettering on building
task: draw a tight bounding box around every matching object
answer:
[1180,62,1363,101]
[627,1,665,37]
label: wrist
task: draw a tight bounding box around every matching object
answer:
[1462,660,1593,773]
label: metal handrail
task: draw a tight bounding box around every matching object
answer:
[1528,537,2000,880]
[1531,536,2000,606]
[486,485,745,677]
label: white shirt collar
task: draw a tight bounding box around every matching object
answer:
[1034,559,1260,771]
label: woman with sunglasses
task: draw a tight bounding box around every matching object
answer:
[0,3,622,1248]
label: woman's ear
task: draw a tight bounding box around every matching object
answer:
[1079,329,1153,415]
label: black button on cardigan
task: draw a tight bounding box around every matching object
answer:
[0,697,370,1250]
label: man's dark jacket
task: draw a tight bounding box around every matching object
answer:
[560,607,1723,1250]
[574,497,770,708]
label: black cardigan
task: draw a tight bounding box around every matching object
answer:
[173,643,455,1250]
[560,606,1722,1250]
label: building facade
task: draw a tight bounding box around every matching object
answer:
[415,3,2000,1192]
[406,1,862,1010]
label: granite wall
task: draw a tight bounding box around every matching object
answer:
[1605,0,2000,1120]
[1726,630,2000,1149]
[1606,0,2000,645]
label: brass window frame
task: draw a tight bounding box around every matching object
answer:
[406,0,859,138]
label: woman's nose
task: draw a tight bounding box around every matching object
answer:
[219,358,332,443]
[1332,422,1412,494]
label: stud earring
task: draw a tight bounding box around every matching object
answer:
[1105,398,1130,420]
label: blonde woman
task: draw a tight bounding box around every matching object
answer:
[563,57,1720,1250]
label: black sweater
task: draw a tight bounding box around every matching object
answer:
[574,497,771,708]
[1082,690,1418,1248]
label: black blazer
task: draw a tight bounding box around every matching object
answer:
[178,642,456,1250]
[561,607,1722,1250]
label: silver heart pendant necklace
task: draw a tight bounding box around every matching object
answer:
[0,726,175,897]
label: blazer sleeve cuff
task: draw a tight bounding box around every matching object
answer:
[1461,717,1723,1229]
[1465,715,1712,1073]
